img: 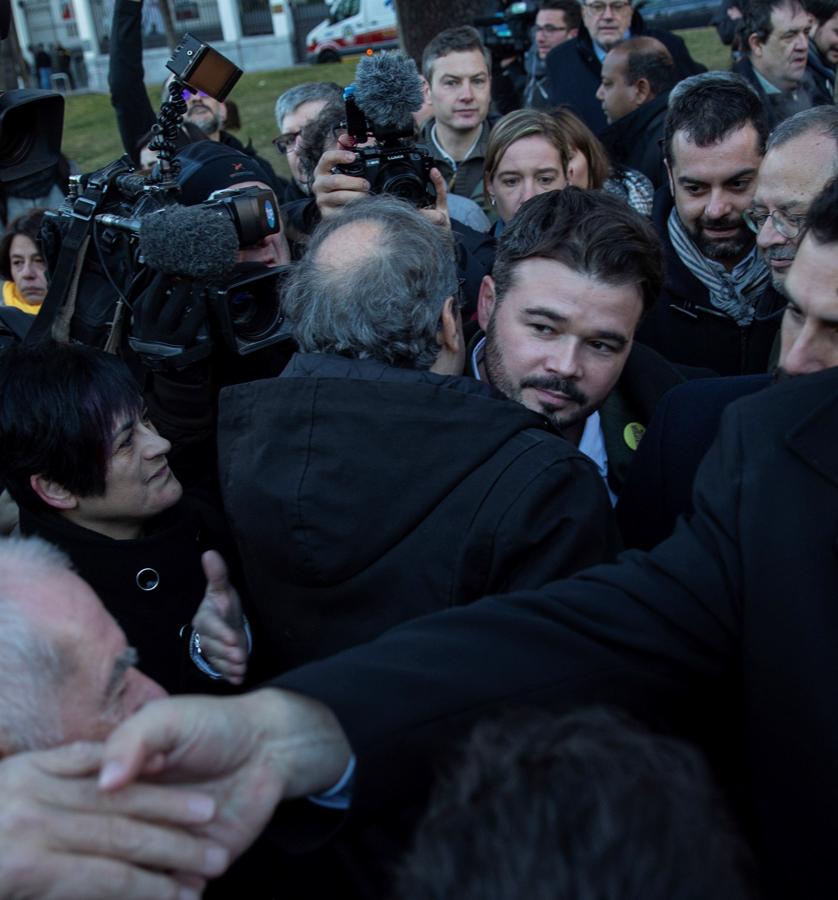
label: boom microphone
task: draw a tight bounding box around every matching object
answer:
[353,51,424,133]
[97,205,240,279]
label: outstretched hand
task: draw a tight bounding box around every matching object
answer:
[99,689,353,865]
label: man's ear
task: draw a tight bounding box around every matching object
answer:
[218,101,228,128]
[634,76,652,106]
[421,75,431,105]
[29,474,78,511]
[437,295,462,355]
[477,275,497,332]
[748,32,763,57]
[568,27,579,39]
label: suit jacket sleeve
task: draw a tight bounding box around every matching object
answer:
[276,401,746,812]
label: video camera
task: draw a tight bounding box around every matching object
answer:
[474,0,539,60]
[332,52,435,208]
[31,34,288,356]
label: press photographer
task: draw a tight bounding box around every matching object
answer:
[487,1,581,113]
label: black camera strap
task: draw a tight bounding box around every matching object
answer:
[25,170,112,347]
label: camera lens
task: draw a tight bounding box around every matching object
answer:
[378,165,427,206]
[226,286,283,342]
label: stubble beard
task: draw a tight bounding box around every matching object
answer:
[483,318,591,433]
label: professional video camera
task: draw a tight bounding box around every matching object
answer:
[474,0,539,60]
[31,34,288,356]
[332,51,435,208]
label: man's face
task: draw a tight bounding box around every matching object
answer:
[478,257,642,443]
[534,9,577,58]
[184,89,226,138]
[778,233,838,376]
[27,569,166,744]
[752,133,835,290]
[596,49,640,124]
[667,124,762,267]
[280,99,329,191]
[70,410,184,540]
[750,2,811,90]
[581,0,634,50]
[813,11,838,64]
[428,50,491,136]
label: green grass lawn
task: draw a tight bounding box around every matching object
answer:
[62,28,730,175]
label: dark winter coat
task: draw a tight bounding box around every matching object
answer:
[636,189,785,375]
[217,352,618,674]
[278,366,838,900]
[598,90,669,189]
[544,11,704,134]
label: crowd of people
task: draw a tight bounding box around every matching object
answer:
[0,0,837,896]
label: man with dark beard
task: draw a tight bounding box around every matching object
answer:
[469,188,687,503]
[636,72,785,375]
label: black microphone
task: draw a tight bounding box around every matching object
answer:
[352,50,424,134]
[96,205,239,280]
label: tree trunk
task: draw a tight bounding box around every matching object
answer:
[393,0,494,66]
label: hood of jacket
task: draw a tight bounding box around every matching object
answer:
[218,353,556,586]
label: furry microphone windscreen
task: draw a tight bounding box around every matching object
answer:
[353,51,424,132]
[139,206,240,280]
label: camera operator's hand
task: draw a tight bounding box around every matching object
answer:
[130,272,212,370]
[313,148,370,219]
[421,167,452,231]
[191,550,249,686]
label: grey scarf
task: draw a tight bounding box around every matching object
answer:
[668,208,770,327]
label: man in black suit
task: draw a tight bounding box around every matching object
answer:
[543,0,703,134]
[98,179,838,899]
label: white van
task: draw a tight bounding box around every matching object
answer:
[306,0,399,64]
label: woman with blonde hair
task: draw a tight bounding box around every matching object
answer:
[483,108,570,234]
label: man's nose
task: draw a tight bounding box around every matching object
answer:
[756,214,788,250]
[705,189,732,220]
[546,337,582,378]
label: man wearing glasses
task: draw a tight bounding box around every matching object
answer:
[746,106,838,291]
[544,0,703,134]
[274,82,343,202]
[496,1,580,112]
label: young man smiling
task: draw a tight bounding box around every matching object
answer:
[636,72,785,376]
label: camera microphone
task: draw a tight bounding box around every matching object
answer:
[96,205,239,279]
[352,51,424,134]
[140,206,239,279]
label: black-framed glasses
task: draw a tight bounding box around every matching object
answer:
[743,207,806,240]
[273,131,302,154]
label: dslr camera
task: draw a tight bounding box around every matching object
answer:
[336,86,434,207]
[332,53,435,208]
